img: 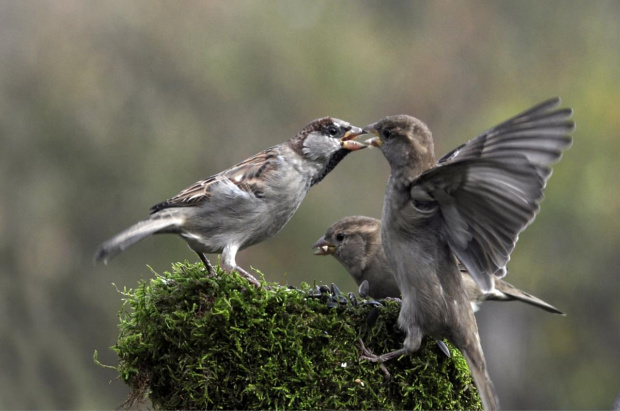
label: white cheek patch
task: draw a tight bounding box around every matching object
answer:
[303,132,340,160]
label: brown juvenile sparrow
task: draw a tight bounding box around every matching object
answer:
[94,118,366,285]
[313,215,564,315]
[361,98,573,410]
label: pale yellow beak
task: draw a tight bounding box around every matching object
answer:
[362,123,382,147]
[365,137,382,147]
[340,126,367,151]
[312,236,336,256]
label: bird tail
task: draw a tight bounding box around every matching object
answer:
[94,217,180,265]
[462,338,499,411]
[494,280,565,315]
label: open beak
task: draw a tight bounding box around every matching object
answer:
[340,126,367,151]
[362,123,382,147]
[312,236,336,256]
[365,137,382,147]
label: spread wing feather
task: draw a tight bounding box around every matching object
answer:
[413,98,574,292]
[438,97,573,172]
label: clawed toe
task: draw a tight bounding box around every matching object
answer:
[359,338,379,362]
[358,339,393,380]
[196,253,261,287]
[234,267,261,287]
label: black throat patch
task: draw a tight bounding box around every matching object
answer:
[310,149,351,187]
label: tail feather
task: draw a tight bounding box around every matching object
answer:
[462,339,499,411]
[494,279,565,315]
[94,217,180,264]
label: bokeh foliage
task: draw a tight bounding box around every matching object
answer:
[0,1,618,409]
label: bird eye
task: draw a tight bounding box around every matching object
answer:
[335,233,345,242]
[327,125,339,136]
[382,129,392,139]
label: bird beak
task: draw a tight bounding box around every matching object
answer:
[362,123,382,147]
[312,237,336,256]
[365,137,382,147]
[340,126,368,151]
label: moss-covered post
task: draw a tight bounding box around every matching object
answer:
[110,262,481,409]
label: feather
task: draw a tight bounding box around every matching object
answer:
[150,148,282,212]
[411,98,573,292]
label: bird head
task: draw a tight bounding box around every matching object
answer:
[290,117,366,186]
[363,115,435,174]
[297,117,366,161]
[313,216,381,275]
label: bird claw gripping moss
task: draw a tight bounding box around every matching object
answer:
[307,283,450,362]
[306,282,361,308]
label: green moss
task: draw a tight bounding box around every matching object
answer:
[111,262,481,410]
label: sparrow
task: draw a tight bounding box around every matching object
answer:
[361,98,573,410]
[94,118,366,286]
[313,215,564,315]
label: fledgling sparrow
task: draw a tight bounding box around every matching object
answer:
[94,118,366,285]
[361,98,573,410]
[313,216,564,315]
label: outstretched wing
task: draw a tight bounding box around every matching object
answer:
[412,98,573,292]
[438,97,572,174]
[150,146,282,213]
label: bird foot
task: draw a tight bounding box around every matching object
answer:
[197,253,217,276]
[204,265,216,277]
[196,253,260,287]
[359,338,408,363]
[358,338,408,380]
[233,266,262,287]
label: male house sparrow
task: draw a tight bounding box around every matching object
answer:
[313,216,564,315]
[95,118,366,285]
[362,98,573,410]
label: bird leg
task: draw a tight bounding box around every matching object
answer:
[197,252,217,276]
[358,338,408,380]
[220,244,261,287]
[197,252,260,287]
[232,265,262,287]
[359,339,408,363]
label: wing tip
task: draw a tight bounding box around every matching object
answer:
[93,247,110,266]
[546,96,562,107]
[552,308,567,316]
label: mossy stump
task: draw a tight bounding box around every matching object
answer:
[111,262,481,409]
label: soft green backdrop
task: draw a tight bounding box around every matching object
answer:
[0,1,618,409]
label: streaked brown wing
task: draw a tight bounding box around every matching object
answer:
[150,147,281,213]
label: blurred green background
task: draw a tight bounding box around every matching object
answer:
[1,1,618,409]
